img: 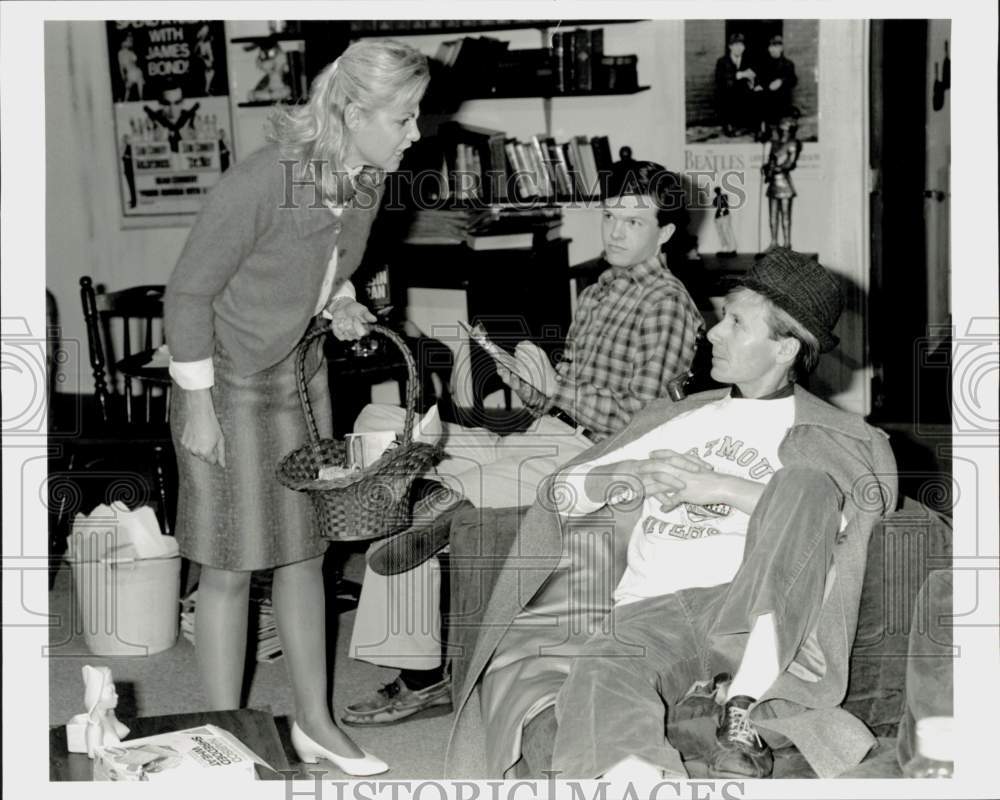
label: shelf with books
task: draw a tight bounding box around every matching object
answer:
[467,85,650,100]
[402,204,566,246]
[422,122,618,207]
[230,33,306,45]
[348,19,644,38]
[431,25,644,101]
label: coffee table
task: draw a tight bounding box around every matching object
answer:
[50,707,291,781]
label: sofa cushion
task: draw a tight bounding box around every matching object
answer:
[896,568,953,767]
[842,498,952,735]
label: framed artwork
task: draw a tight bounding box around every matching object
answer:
[106,20,234,225]
[685,19,819,145]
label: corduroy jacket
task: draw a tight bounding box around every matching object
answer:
[445,385,898,779]
[164,144,383,377]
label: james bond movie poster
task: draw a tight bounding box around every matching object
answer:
[106,20,234,222]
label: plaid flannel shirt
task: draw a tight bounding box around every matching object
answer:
[549,254,703,439]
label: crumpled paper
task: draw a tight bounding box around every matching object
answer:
[67,503,178,563]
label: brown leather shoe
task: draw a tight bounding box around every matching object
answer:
[341,675,452,726]
[707,695,774,779]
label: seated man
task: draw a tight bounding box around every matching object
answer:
[715,32,758,137]
[444,249,897,780]
[756,35,799,136]
[344,160,705,725]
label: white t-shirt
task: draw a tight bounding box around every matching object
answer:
[558,395,796,606]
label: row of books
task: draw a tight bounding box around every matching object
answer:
[433,30,638,96]
[466,206,563,249]
[349,20,530,34]
[403,206,564,250]
[435,123,616,203]
[435,35,509,75]
[180,579,282,663]
[553,27,604,92]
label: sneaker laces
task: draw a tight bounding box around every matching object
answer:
[725,705,764,749]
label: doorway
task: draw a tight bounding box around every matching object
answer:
[868,19,951,427]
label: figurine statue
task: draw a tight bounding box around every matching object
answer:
[713,186,738,257]
[761,116,802,251]
[83,665,130,758]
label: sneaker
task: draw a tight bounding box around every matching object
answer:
[341,675,452,726]
[672,672,732,723]
[707,695,774,779]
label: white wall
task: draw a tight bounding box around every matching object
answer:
[46,21,191,396]
[46,19,871,413]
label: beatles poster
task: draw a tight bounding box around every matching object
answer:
[106,20,234,222]
[683,19,821,255]
[685,19,818,145]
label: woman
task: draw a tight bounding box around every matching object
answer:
[194,24,216,97]
[164,39,429,775]
[117,32,145,102]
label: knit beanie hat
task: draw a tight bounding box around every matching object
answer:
[737,248,843,352]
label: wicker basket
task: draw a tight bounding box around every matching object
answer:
[277,324,442,541]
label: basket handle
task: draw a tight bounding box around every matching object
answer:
[294,323,423,447]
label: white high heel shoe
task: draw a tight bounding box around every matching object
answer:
[290,722,389,777]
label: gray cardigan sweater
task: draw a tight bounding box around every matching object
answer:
[164,144,383,376]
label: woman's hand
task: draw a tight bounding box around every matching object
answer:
[329,297,376,341]
[179,389,226,467]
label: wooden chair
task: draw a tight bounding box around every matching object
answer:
[69,276,174,534]
[81,277,170,425]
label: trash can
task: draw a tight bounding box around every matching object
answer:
[70,553,181,657]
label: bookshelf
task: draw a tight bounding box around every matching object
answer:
[230,33,310,45]
[347,20,645,38]
[224,19,652,388]
[466,85,650,100]
[360,20,652,366]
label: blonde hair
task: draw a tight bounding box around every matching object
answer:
[267,39,429,202]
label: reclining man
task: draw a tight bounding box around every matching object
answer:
[443,249,897,780]
[344,160,705,725]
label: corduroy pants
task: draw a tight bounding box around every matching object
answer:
[551,467,844,778]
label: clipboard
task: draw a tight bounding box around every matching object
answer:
[458,320,544,394]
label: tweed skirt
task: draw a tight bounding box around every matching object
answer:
[170,332,332,571]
